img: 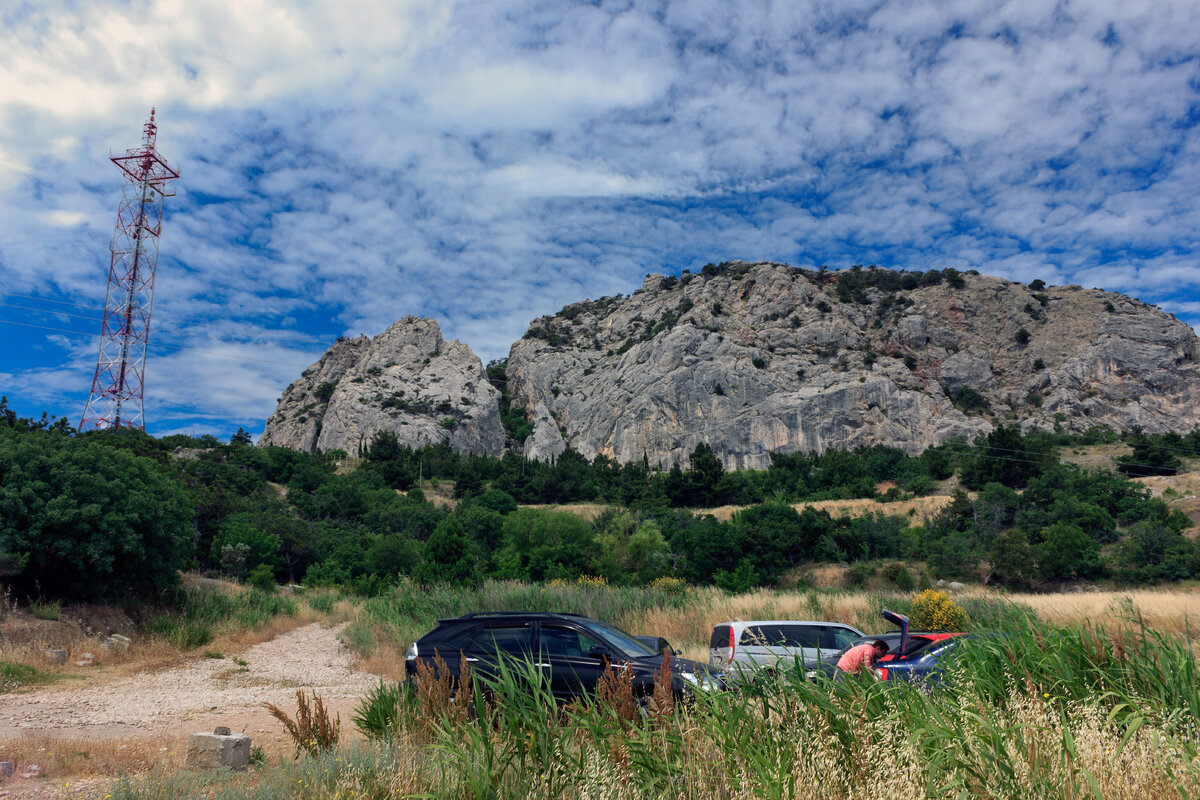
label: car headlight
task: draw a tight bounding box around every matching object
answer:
[679,671,721,691]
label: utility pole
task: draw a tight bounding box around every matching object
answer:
[80,109,180,431]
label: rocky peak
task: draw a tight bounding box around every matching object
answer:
[260,316,504,456]
[505,262,1200,468]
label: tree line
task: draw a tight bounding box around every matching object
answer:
[2,395,1197,602]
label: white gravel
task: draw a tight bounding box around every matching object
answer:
[0,623,380,736]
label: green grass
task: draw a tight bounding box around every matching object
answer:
[0,660,55,693]
[303,589,339,614]
[144,586,298,649]
[30,599,61,620]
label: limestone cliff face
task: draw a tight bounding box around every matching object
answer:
[260,317,504,456]
[505,262,1200,468]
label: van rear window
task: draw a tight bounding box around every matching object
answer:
[740,624,822,648]
[709,626,732,649]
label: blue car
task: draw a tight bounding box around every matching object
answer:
[820,609,971,685]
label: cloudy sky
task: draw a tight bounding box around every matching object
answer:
[1,0,1198,438]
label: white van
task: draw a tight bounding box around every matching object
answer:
[709,620,864,677]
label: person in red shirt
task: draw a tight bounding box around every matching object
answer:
[835,639,889,680]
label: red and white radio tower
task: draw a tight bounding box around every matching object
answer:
[80,109,180,432]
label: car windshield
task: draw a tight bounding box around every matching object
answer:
[579,620,658,658]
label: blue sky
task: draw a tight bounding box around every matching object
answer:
[1,0,1198,439]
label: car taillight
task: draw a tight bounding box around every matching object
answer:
[874,666,888,680]
[728,627,736,663]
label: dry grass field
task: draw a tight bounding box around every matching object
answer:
[532,495,957,524]
[4,580,1200,799]
[700,494,956,522]
[622,585,1200,662]
[519,502,609,521]
[1134,469,1200,536]
[1007,588,1200,636]
[1057,443,1133,469]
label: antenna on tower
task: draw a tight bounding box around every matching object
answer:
[80,108,181,432]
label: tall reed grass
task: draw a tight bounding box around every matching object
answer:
[99,582,1200,798]
[109,617,1200,799]
[345,579,1040,664]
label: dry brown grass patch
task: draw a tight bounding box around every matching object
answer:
[1057,443,1133,470]
[1008,589,1200,638]
[417,480,458,510]
[519,503,609,522]
[0,629,204,689]
[0,731,186,779]
[356,640,407,682]
[215,614,309,652]
[801,564,850,589]
[699,494,956,522]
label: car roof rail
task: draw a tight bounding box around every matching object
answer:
[451,618,592,623]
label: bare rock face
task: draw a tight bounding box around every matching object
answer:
[506,262,1200,468]
[523,402,566,461]
[260,317,504,456]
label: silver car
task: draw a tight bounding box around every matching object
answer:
[709,620,865,678]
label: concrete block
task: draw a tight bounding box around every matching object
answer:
[186,732,251,772]
[44,649,66,665]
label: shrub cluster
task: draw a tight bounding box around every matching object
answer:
[907,589,967,631]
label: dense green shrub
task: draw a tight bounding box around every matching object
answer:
[0,428,193,600]
[247,563,277,592]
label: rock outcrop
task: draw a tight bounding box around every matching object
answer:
[260,317,504,456]
[505,262,1200,468]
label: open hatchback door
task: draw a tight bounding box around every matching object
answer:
[880,609,909,658]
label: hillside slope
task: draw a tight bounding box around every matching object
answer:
[505,262,1200,468]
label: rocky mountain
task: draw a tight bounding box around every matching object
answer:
[259,317,504,456]
[505,262,1200,468]
[260,263,1200,468]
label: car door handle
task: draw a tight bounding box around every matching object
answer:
[535,662,551,668]
[464,657,480,662]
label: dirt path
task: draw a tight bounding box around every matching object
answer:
[0,623,382,799]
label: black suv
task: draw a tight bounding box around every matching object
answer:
[405,611,723,702]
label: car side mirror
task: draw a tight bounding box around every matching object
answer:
[673,649,682,656]
[588,644,611,660]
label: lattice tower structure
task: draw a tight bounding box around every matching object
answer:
[80,109,180,431]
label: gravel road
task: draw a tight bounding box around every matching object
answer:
[0,623,379,738]
[0,623,383,800]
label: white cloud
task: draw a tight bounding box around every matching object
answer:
[1,0,1197,434]
[482,160,670,199]
[40,210,88,227]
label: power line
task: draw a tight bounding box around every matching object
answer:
[0,317,310,369]
[3,292,105,312]
[2,291,326,346]
[0,301,101,324]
